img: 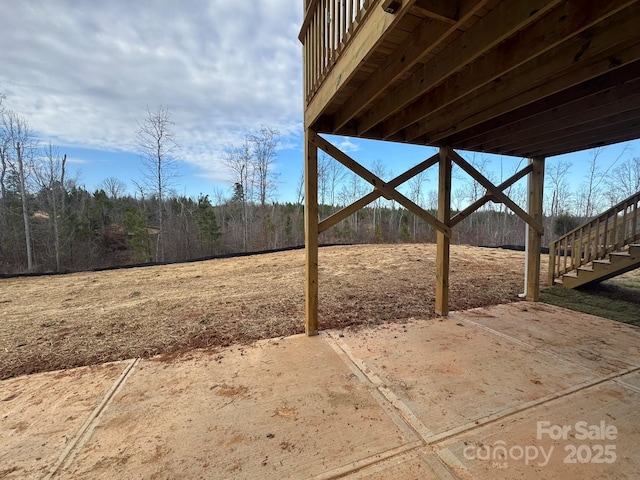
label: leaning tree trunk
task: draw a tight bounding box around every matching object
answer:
[17,142,33,271]
[52,154,66,271]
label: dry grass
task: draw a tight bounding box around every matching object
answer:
[0,244,545,379]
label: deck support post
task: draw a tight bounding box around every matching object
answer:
[526,157,545,301]
[436,147,452,316]
[304,128,319,335]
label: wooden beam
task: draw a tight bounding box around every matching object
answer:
[435,147,451,316]
[459,77,640,151]
[412,0,461,24]
[450,164,533,227]
[309,132,451,235]
[305,129,319,336]
[357,0,561,135]
[319,152,439,232]
[332,19,450,131]
[526,157,545,301]
[405,3,640,143]
[331,0,485,131]
[448,148,544,233]
[498,105,640,155]
[518,116,640,158]
[447,59,640,151]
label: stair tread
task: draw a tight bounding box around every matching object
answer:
[577,266,594,272]
[610,251,631,257]
[593,259,612,265]
[563,272,578,278]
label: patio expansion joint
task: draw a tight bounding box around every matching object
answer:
[43,358,140,480]
[320,315,640,478]
[432,313,640,444]
[312,440,424,480]
[426,365,640,445]
[453,313,639,376]
[323,331,435,443]
[615,378,640,394]
[324,316,639,446]
[322,332,462,479]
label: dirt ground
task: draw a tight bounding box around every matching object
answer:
[0,244,546,380]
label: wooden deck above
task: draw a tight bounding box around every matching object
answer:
[300,0,640,158]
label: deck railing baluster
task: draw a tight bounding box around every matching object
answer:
[301,0,369,102]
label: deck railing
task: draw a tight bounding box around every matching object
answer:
[549,191,640,285]
[299,0,373,103]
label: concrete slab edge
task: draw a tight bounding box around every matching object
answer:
[43,358,140,480]
[313,440,423,480]
[426,365,640,445]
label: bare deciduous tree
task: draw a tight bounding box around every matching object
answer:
[545,159,573,218]
[464,155,494,206]
[371,159,391,236]
[100,176,127,200]
[34,143,67,271]
[575,148,609,219]
[339,171,366,239]
[248,127,280,248]
[2,111,37,271]
[605,156,640,205]
[295,169,305,206]
[0,97,9,263]
[408,169,428,237]
[318,153,331,215]
[568,144,629,214]
[136,105,179,262]
[249,126,279,208]
[222,128,281,250]
[224,138,253,251]
[327,158,346,210]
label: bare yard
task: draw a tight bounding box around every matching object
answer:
[0,244,545,379]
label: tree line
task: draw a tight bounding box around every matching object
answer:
[1,94,639,275]
[545,147,640,237]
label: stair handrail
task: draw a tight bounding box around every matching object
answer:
[549,190,640,285]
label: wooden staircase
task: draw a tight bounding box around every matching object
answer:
[549,192,640,288]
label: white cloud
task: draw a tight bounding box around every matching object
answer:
[338,138,361,153]
[0,0,303,179]
[65,157,90,165]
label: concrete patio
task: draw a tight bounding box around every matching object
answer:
[2,302,639,479]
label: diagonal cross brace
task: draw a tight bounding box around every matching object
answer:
[450,163,533,227]
[319,152,440,233]
[309,132,450,236]
[447,147,544,233]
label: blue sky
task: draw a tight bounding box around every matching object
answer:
[1,1,638,206]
